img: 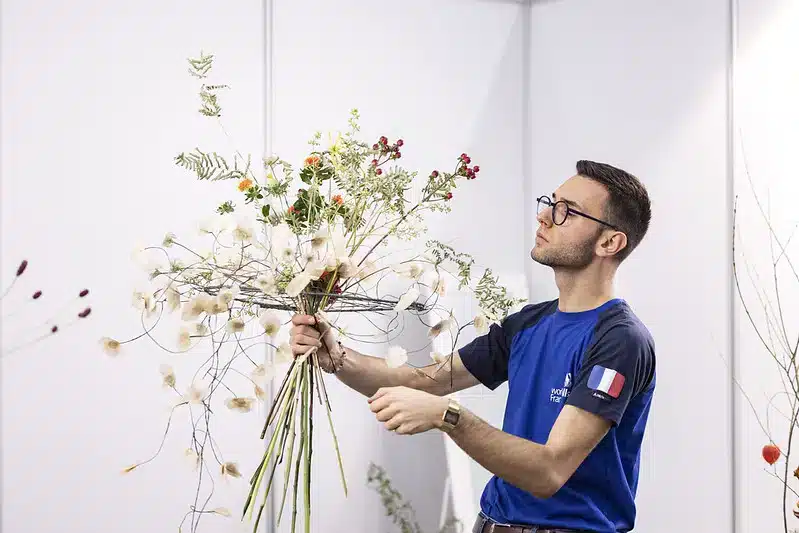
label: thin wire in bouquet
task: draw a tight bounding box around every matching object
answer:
[102,52,525,533]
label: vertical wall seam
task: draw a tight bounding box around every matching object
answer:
[263,0,275,531]
[727,0,738,531]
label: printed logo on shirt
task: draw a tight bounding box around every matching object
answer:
[587,365,625,400]
[550,372,572,403]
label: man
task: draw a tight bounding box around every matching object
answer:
[289,160,656,533]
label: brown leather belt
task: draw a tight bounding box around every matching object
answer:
[472,513,590,533]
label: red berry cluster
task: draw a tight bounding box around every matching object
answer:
[371,136,404,176]
[457,153,480,180]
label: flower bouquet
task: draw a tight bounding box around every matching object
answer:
[104,52,524,533]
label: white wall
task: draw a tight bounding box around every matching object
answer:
[732,1,799,532]
[270,1,529,531]
[1,2,266,533]
[5,1,796,533]
[526,1,733,532]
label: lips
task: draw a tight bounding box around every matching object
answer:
[536,232,548,243]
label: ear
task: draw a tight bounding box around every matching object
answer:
[596,230,627,258]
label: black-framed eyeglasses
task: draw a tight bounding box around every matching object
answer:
[536,195,620,230]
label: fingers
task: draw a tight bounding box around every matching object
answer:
[291,314,316,327]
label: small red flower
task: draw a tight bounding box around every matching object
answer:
[332,194,343,205]
[372,159,378,167]
[431,170,439,178]
[379,136,388,145]
[763,443,781,465]
[304,155,321,167]
[373,143,379,150]
[445,192,453,200]
[376,169,383,175]
[396,139,404,147]
[473,165,480,173]
[287,206,296,215]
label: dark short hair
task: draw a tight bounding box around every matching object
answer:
[576,160,651,262]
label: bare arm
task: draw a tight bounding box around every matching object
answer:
[444,404,611,498]
[288,314,480,398]
[335,346,479,397]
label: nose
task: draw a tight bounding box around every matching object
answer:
[536,205,552,228]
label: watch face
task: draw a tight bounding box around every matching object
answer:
[444,410,459,425]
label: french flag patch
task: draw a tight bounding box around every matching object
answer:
[587,365,625,399]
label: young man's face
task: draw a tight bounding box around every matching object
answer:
[531,174,612,269]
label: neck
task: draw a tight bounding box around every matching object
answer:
[553,262,616,312]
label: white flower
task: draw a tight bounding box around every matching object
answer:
[303,260,326,280]
[330,225,349,261]
[226,317,246,334]
[251,364,276,385]
[225,397,255,413]
[162,232,176,247]
[255,384,267,401]
[177,326,193,350]
[285,272,312,297]
[217,284,240,308]
[428,318,453,339]
[132,290,157,316]
[337,257,358,279]
[434,276,447,296]
[392,262,423,280]
[385,346,408,368]
[100,337,121,356]
[258,310,281,337]
[184,448,200,470]
[183,382,207,404]
[310,226,329,249]
[270,223,295,261]
[394,287,420,311]
[159,364,176,388]
[166,287,181,312]
[182,293,212,321]
[232,217,254,242]
[473,313,489,335]
[194,322,209,336]
[275,342,294,364]
[255,274,277,294]
[220,462,241,478]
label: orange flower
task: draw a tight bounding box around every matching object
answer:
[287,206,296,215]
[238,178,253,192]
[304,155,321,167]
[332,194,343,205]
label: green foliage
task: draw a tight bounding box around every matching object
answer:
[187,51,214,78]
[474,268,526,321]
[367,462,463,533]
[426,240,475,289]
[217,201,235,214]
[174,149,250,181]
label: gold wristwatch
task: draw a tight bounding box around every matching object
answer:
[440,398,461,433]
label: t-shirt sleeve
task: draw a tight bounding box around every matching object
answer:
[457,320,513,391]
[566,325,655,425]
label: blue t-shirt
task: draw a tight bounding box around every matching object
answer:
[459,298,656,533]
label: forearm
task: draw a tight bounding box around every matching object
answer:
[445,408,560,499]
[333,345,418,397]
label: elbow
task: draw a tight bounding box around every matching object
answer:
[524,466,565,500]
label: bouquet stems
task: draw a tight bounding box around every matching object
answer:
[244,295,348,533]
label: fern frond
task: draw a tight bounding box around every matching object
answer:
[174,149,251,181]
[187,51,214,79]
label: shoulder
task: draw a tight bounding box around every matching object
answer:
[592,300,655,352]
[499,298,558,337]
[585,300,656,394]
